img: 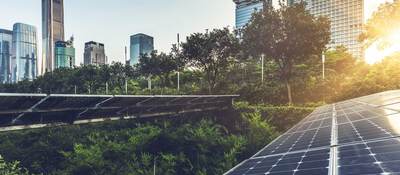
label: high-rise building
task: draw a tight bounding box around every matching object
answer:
[293,0,365,58]
[130,33,154,65]
[42,0,65,73]
[11,23,38,83]
[55,37,75,69]
[233,0,266,29]
[84,41,106,65]
[233,0,293,29]
[0,29,12,84]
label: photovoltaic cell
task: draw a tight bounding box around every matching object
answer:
[226,90,400,175]
[0,94,237,130]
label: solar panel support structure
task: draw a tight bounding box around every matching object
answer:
[329,105,338,175]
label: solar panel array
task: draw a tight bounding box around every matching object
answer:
[225,90,400,175]
[0,93,237,131]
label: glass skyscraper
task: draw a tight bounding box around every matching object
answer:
[55,38,75,69]
[0,29,12,84]
[42,0,65,73]
[11,23,38,83]
[84,41,106,65]
[234,0,266,29]
[130,33,154,65]
[293,0,365,58]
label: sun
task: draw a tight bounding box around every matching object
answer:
[365,30,400,65]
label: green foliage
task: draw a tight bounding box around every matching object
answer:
[235,102,314,132]
[0,117,253,175]
[242,2,331,104]
[182,28,240,94]
[0,155,30,175]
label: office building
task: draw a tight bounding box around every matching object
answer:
[84,41,106,65]
[42,0,65,73]
[130,33,154,65]
[55,37,75,69]
[233,0,266,29]
[293,0,365,58]
[11,23,38,83]
[0,29,12,84]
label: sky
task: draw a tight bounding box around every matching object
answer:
[0,0,235,66]
[0,0,393,68]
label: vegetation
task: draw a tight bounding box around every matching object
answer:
[0,1,400,174]
[0,155,29,175]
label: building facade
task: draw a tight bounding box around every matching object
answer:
[130,33,154,65]
[233,0,266,29]
[0,29,12,84]
[293,0,364,58]
[55,38,75,69]
[11,23,38,83]
[42,0,65,73]
[84,41,106,65]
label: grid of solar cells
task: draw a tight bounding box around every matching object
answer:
[336,102,400,145]
[254,115,331,157]
[0,94,237,128]
[226,90,400,175]
[227,148,330,175]
[338,138,400,175]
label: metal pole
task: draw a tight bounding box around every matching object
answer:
[322,54,326,80]
[322,53,326,103]
[106,82,108,94]
[177,33,180,92]
[153,157,156,175]
[261,54,265,84]
[177,72,180,91]
[125,79,128,94]
[74,85,77,94]
[148,77,152,90]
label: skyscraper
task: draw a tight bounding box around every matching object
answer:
[42,0,65,73]
[11,23,38,83]
[233,0,293,29]
[233,0,266,29]
[55,37,75,69]
[130,33,154,65]
[0,29,12,84]
[84,41,106,65]
[293,0,365,58]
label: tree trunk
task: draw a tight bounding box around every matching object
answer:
[285,79,293,105]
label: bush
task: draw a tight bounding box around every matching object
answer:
[234,102,314,132]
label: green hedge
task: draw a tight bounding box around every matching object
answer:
[234,102,315,133]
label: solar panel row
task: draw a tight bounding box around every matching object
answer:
[226,90,400,175]
[0,94,238,131]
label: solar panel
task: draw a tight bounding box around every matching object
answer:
[0,93,238,131]
[225,90,400,175]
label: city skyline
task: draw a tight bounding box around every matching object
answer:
[0,0,235,70]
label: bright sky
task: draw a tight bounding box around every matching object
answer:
[0,0,235,66]
[0,0,393,67]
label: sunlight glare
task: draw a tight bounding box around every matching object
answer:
[365,30,400,64]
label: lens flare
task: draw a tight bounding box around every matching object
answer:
[365,30,400,64]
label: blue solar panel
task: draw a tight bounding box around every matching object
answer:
[0,94,238,131]
[225,90,400,175]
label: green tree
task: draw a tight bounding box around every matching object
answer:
[242,3,330,104]
[181,28,240,94]
[360,1,400,47]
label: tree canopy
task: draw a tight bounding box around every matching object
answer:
[242,3,331,104]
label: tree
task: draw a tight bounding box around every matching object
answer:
[138,51,178,87]
[181,28,240,94]
[360,1,400,46]
[242,3,330,104]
